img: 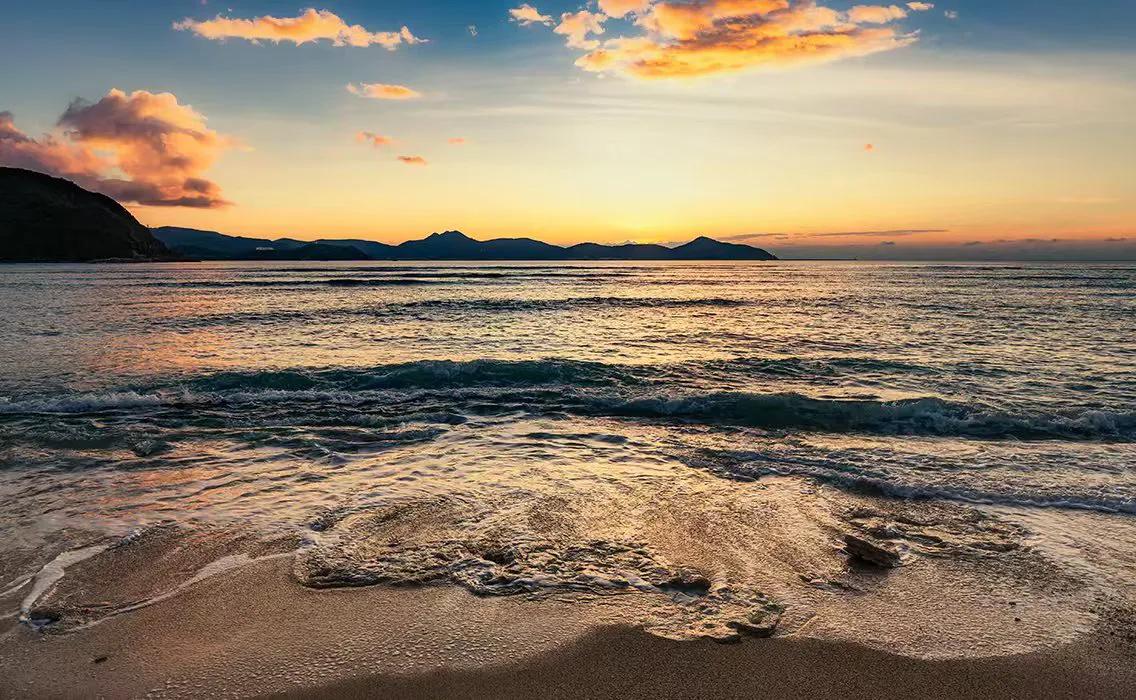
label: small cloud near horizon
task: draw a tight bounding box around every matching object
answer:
[397,155,428,166]
[722,229,948,242]
[347,83,422,100]
[1056,196,1119,205]
[174,9,425,50]
[448,137,467,145]
[357,131,394,147]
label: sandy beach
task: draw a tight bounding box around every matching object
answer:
[2,555,1134,699]
[4,472,1136,700]
[2,552,1136,700]
[298,631,1136,700]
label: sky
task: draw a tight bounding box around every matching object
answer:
[1,1,1134,259]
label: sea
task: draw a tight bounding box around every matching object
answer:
[2,260,1134,653]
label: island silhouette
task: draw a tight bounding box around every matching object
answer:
[1,167,777,262]
[153,227,778,261]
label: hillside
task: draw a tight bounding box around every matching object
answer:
[0,168,172,262]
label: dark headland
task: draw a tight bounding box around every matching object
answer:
[0,167,173,262]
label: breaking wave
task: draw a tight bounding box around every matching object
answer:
[738,462,1136,515]
[1,358,1132,441]
[588,393,1135,441]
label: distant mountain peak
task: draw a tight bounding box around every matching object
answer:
[428,230,474,241]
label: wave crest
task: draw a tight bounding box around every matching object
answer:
[2,357,1133,442]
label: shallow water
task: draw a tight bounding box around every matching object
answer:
[1,260,1134,653]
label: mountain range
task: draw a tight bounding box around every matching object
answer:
[152,227,778,261]
[0,167,776,262]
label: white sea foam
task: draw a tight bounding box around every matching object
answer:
[20,544,110,621]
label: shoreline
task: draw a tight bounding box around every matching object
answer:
[2,556,1134,699]
[282,628,1136,700]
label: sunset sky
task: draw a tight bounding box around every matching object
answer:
[2,1,1134,258]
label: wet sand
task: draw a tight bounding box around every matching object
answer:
[2,556,1134,699]
[285,629,1136,700]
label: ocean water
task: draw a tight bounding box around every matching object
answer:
[2,261,1135,650]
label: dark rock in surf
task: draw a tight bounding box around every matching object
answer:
[844,534,903,568]
[661,569,713,594]
[482,544,522,565]
[727,604,784,638]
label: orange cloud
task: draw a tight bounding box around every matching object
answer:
[509,4,554,26]
[0,90,234,208]
[346,83,422,100]
[906,2,934,10]
[0,111,108,178]
[555,10,606,49]
[567,1,918,79]
[864,143,875,152]
[397,155,428,166]
[637,1,791,41]
[847,4,908,24]
[174,9,425,50]
[448,137,467,145]
[357,131,394,147]
[598,0,655,19]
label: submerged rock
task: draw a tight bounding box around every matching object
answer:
[129,439,172,458]
[660,568,713,594]
[482,544,522,565]
[841,504,1024,559]
[844,534,903,568]
[727,603,784,638]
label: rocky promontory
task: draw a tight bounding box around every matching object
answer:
[0,167,173,262]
